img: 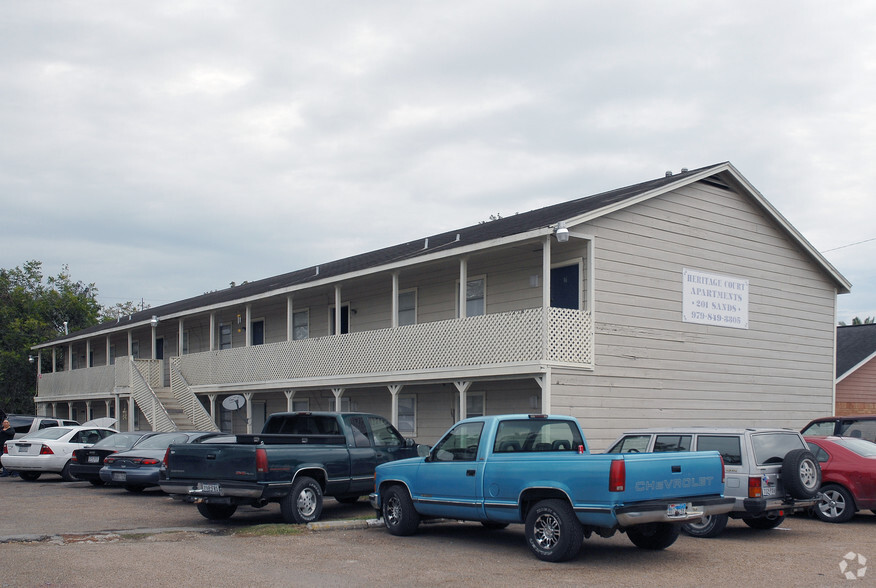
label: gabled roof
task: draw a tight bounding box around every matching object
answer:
[837,324,876,380]
[35,161,851,348]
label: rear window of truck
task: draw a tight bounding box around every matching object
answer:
[492,419,584,453]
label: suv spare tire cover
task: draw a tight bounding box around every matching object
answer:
[781,448,821,499]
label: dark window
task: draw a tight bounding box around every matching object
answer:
[654,435,692,453]
[432,422,484,462]
[697,436,743,466]
[493,419,583,454]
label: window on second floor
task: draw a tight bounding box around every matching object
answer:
[292,310,309,341]
[457,276,486,318]
[398,289,417,326]
[251,319,265,345]
[219,324,232,350]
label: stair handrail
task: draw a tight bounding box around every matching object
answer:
[170,357,220,432]
[130,359,177,432]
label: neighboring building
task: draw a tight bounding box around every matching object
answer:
[30,162,851,449]
[836,324,876,415]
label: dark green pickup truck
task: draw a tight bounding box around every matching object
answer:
[160,412,423,523]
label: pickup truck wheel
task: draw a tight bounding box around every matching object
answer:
[681,514,728,538]
[626,523,680,550]
[281,476,323,524]
[743,512,785,529]
[197,503,238,521]
[524,499,583,562]
[382,485,420,536]
[781,449,821,499]
[815,484,856,523]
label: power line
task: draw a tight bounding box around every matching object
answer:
[823,237,876,253]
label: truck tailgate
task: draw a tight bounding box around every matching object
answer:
[616,451,725,502]
[165,444,260,482]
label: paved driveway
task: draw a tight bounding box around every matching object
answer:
[2,475,876,587]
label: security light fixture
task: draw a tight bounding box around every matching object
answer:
[554,221,570,243]
[150,315,159,328]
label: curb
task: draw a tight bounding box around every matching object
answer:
[307,518,383,532]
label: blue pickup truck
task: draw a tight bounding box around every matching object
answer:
[369,414,734,562]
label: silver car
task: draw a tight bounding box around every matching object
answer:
[606,427,821,537]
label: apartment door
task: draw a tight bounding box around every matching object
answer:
[550,264,580,309]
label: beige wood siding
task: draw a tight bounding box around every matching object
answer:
[551,181,838,451]
[837,359,876,413]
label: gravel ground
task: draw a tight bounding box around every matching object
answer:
[1,475,874,587]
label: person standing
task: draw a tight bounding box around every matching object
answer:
[0,419,16,477]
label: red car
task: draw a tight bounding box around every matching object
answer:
[805,436,876,523]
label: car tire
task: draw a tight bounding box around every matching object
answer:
[524,499,583,562]
[382,485,421,536]
[681,513,728,538]
[815,484,856,523]
[197,503,238,521]
[60,461,77,482]
[743,512,785,530]
[627,523,680,550]
[280,476,323,524]
[19,472,41,482]
[782,448,821,499]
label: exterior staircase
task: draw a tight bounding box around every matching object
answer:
[152,387,198,431]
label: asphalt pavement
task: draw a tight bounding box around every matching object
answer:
[2,474,875,587]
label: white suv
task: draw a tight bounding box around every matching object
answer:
[606,427,821,537]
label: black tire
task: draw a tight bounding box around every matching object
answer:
[382,485,420,536]
[197,503,238,521]
[89,479,105,486]
[280,476,323,524]
[335,495,361,504]
[815,484,856,523]
[743,512,785,529]
[782,449,821,499]
[627,523,680,550]
[125,485,146,493]
[524,499,583,562]
[60,461,77,482]
[681,513,728,538]
[480,521,510,530]
[19,472,41,482]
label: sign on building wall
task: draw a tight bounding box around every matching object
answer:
[682,268,749,329]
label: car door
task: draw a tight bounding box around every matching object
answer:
[411,421,485,520]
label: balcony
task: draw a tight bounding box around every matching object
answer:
[36,307,592,401]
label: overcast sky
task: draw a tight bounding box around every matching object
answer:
[2,2,874,324]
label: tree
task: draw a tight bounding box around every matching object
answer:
[839,316,875,326]
[0,261,102,414]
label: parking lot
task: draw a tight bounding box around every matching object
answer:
[1,474,875,587]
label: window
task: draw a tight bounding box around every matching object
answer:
[432,421,484,461]
[182,332,189,355]
[398,289,417,326]
[466,393,484,418]
[398,395,416,436]
[607,435,651,454]
[219,324,232,350]
[492,419,584,453]
[292,398,309,411]
[457,277,485,317]
[750,433,805,466]
[653,435,692,453]
[292,310,309,341]
[368,416,405,447]
[131,340,140,359]
[348,416,372,448]
[109,344,116,365]
[697,435,743,466]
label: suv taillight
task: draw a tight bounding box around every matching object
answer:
[609,459,626,492]
[748,476,762,498]
[256,448,268,474]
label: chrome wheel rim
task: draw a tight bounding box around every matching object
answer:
[297,487,317,516]
[819,489,847,519]
[533,512,561,550]
[799,459,819,490]
[386,495,401,526]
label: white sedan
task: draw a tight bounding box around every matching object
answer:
[1,422,118,481]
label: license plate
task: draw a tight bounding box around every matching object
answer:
[88,455,100,464]
[763,485,776,496]
[112,472,127,482]
[667,503,688,518]
[18,446,28,453]
[199,483,221,494]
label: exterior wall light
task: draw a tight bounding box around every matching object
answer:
[555,221,570,243]
[150,315,159,328]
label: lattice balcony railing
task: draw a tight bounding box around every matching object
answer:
[178,307,592,387]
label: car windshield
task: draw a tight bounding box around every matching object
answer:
[835,438,876,457]
[751,432,806,465]
[92,433,145,450]
[134,433,191,450]
[21,427,73,440]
